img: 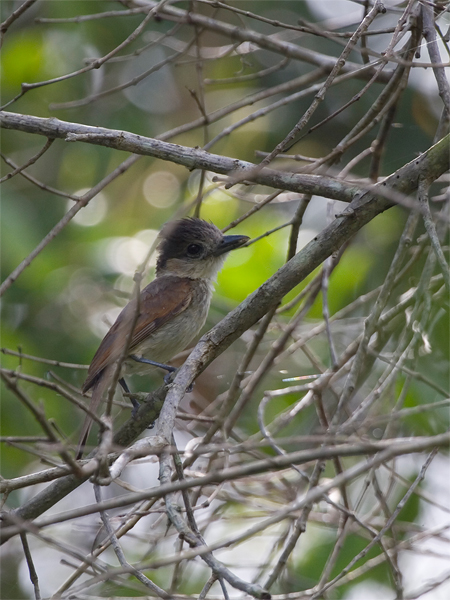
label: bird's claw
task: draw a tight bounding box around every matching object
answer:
[163,371,194,393]
[164,371,175,386]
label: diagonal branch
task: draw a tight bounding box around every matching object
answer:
[156,133,450,445]
[0,133,447,542]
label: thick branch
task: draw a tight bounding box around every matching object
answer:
[1,127,447,542]
[157,133,450,443]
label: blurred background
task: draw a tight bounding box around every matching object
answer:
[1,1,449,599]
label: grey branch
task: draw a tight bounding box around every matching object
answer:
[0,112,447,544]
[156,133,450,445]
[2,432,448,544]
[0,110,359,203]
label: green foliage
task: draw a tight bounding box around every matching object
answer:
[0,1,448,598]
[1,31,46,89]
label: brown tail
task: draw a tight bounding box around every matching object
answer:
[76,373,109,459]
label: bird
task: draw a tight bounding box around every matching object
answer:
[77,218,249,458]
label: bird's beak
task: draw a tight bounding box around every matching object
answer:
[214,234,250,256]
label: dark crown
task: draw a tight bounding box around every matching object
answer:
[156,218,223,271]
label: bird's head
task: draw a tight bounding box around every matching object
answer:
[156,218,249,280]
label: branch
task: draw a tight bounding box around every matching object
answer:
[0,110,358,203]
[156,133,450,444]
[0,153,141,296]
[422,3,450,139]
[0,0,37,40]
[0,133,447,541]
[2,433,448,543]
[129,0,392,82]
[159,446,270,599]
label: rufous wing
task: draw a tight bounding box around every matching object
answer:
[82,276,193,392]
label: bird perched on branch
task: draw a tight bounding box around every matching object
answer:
[77,218,249,458]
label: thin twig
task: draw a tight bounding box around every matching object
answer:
[0,154,141,296]
[93,484,171,597]
[0,138,54,184]
[0,0,37,43]
[20,532,41,600]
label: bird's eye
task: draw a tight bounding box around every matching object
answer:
[186,243,202,257]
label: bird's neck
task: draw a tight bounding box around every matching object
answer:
[155,255,226,281]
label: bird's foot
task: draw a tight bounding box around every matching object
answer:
[164,370,176,386]
[162,370,193,392]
